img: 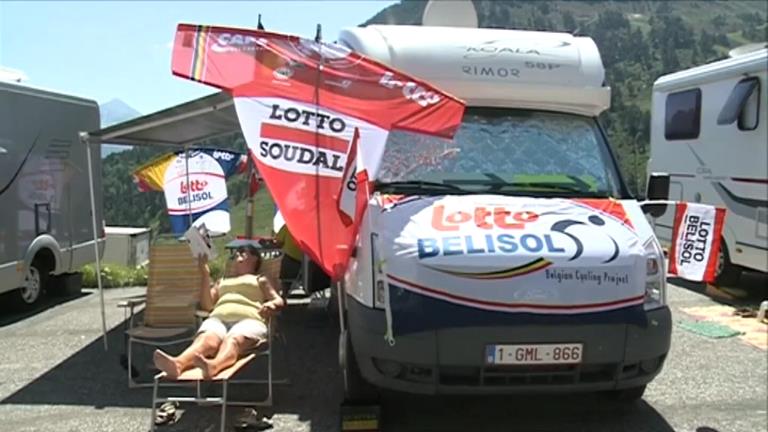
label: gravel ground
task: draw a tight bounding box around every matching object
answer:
[0,274,765,432]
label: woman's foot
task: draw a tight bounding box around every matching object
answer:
[193,353,217,379]
[153,350,181,379]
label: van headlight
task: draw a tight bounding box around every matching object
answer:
[644,240,666,310]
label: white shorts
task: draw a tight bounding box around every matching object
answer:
[198,317,268,342]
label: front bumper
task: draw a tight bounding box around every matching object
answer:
[347,297,672,395]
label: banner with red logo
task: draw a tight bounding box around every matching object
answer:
[132,148,247,235]
[171,23,465,280]
[668,202,726,283]
[375,195,649,336]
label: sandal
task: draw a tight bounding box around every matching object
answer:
[734,307,757,318]
[154,401,179,426]
[235,409,274,431]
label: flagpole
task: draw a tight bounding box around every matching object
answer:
[247,14,264,239]
[245,152,254,238]
[306,23,323,293]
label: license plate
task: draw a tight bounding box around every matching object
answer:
[486,343,583,365]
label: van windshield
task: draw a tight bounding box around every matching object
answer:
[376,108,625,198]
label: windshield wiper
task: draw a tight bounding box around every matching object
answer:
[486,181,612,197]
[375,180,467,194]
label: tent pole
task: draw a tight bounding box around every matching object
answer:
[80,132,108,351]
[184,146,192,230]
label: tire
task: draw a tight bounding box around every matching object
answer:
[11,261,48,309]
[601,385,646,404]
[714,243,742,287]
[339,330,378,402]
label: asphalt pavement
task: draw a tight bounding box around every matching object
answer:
[0,275,765,432]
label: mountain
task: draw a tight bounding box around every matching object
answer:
[99,0,767,232]
[99,99,142,157]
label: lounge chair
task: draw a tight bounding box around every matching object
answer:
[148,239,284,431]
[119,241,202,388]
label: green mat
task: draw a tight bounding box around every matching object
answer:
[677,320,744,339]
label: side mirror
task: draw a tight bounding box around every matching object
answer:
[643,173,670,218]
[646,172,670,201]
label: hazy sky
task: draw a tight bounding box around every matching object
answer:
[0,1,396,114]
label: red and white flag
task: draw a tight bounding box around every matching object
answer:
[668,203,726,283]
[171,23,465,280]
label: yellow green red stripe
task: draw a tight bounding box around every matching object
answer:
[426,258,552,280]
[190,25,208,82]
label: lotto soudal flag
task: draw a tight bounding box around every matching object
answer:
[132,148,247,235]
[668,203,726,283]
[171,23,465,280]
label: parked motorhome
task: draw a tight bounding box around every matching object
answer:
[648,44,768,285]
[0,80,105,307]
[336,24,671,402]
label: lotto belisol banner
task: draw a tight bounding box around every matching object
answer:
[374,195,652,335]
[668,202,726,284]
[132,148,247,235]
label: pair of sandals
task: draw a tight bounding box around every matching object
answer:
[154,404,273,431]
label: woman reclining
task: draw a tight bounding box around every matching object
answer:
[153,244,285,379]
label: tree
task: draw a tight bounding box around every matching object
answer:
[562,10,577,31]
[711,14,727,28]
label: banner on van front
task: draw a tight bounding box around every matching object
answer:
[171,23,465,280]
[668,202,726,284]
[376,195,650,336]
[132,149,247,235]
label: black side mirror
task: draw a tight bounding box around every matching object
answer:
[646,172,670,201]
[642,173,670,218]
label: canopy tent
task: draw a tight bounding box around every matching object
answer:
[79,90,252,350]
[93,90,238,147]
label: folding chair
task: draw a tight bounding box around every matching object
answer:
[149,240,283,431]
[119,242,202,388]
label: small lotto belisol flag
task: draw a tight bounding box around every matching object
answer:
[668,202,726,283]
[132,148,247,235]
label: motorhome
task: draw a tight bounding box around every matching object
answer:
[0,80,105,307]
[647,44,768,285]
[336,24,671,401]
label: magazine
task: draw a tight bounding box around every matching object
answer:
[184,223,217,260]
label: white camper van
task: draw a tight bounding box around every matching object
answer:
[336,25,672,401]
[0,80,105,307]
[648,44,768,285]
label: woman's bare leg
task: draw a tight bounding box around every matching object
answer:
[153,331,221,379]
[193,335,258,379]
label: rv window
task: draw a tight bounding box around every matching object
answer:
[717,77,760,131]
[665,89,701,140]
[377,108,624,198]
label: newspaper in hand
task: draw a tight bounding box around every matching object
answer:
[184,223,217,260]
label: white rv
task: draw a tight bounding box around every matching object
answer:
[335,24,671,402]
[0,80,105,307]
[648,44,768,285]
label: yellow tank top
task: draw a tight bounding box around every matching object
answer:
[210,274,267,322]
